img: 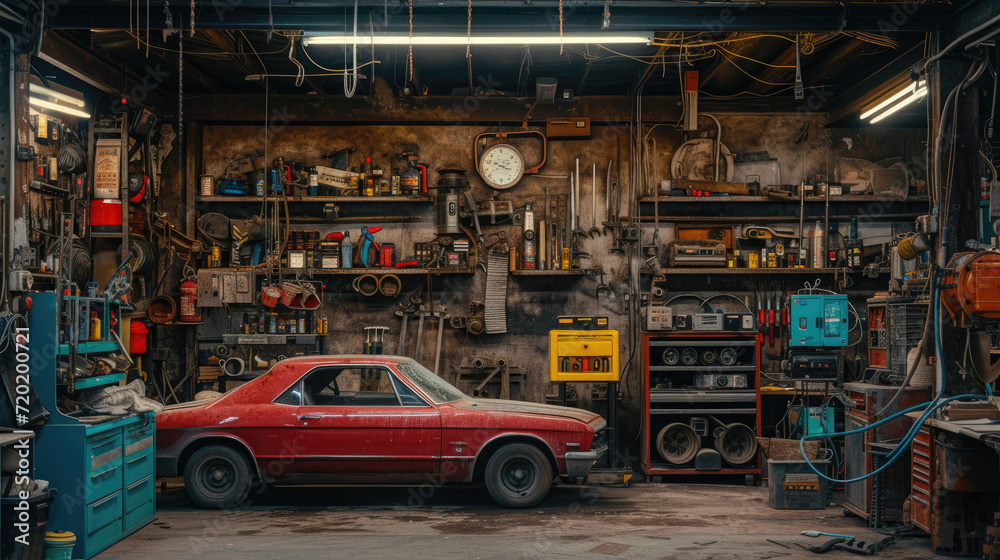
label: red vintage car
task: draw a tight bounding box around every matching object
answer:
[157,355,607,508]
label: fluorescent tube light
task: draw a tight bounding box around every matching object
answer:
[28,96,91,119]
[303,34,652,46]
[861,80,927,124]
[29,83,86,107]
[868,85,926,124]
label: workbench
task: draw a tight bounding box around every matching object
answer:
[906,413,1000,557]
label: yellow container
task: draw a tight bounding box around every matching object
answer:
[549,330,620,382]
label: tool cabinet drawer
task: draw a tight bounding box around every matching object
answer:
[124,449,154,485]
[124,475,155,530]
[86,430,124,500]
[85,490,123,558]
[124,417,155,455]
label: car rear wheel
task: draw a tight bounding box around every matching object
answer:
[484,443,553,508]
[184,445,253,509]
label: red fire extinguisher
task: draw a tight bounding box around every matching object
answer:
[179,276,201,322]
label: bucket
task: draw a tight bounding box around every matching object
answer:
[130,320,148,354]
[280,282,302,307]
[90,199,123,229]
[43,531,76,560]
[298,283,322,310]
[260,286,282,307]
[147,296,177,324]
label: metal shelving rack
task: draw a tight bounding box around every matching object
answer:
[642,332,762,478]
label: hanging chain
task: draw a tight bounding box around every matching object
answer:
[407,0,414,84]
[178,20,184,202]
[466,0,472,59]
[558,0,563,55]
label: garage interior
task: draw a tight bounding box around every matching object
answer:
[4,0,1000,558]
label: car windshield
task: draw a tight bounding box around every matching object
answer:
[396,360,467,404]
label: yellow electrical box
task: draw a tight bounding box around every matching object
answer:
[549,330,620,382]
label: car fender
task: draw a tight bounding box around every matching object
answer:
[171,431,263,480]
[468,432,560,482]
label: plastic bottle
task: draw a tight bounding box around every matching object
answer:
[89,311,101,341]
[812,220,824,268]
[341,232,353,269]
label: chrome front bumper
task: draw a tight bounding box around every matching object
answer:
[564,445,608,478]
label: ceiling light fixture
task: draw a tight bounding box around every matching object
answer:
[861,79,927,124]
[29,83,86,107]
[28,96,92,119]
[303,33,653,46]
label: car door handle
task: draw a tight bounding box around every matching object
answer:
[297,414,323,421]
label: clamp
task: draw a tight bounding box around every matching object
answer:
[360,226,383,267]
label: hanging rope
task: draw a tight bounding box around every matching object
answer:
[189,0,195,36]
[407,0,414,85]
[178,17,184,193]
[146,0,150,57]
[558,0,564,55]
[466,0,472,59]
[267,0,274,42]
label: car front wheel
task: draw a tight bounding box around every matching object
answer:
[184,445,253,509]
[484,443,553,508]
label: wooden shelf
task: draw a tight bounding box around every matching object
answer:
[258,267,473,275]
[511,268,593,276]
[196,195,433,203]
[662,267,847,275]
[642,194,926,204]
[221,333,326,345]
[638,194,929,222]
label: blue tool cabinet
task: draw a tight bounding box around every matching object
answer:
[27,292,155,559]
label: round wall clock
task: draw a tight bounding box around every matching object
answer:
[478,143,525,189]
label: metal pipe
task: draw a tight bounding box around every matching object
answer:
[433,314,444,375]
[397,313,409,355]
[413,307,426,362]
[702,113,722,182]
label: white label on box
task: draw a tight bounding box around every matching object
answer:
[94,138,121,198]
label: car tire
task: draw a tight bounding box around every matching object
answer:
[184,445,253,509]
[484,443,553,508]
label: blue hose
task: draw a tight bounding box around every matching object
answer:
[796,272,988,484]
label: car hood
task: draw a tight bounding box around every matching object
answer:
[452,398,605,429]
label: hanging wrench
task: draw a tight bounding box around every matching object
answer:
[589,162,601,238]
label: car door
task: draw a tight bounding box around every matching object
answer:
[291,365,441,474]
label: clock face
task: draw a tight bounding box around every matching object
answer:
[479,144,525,189]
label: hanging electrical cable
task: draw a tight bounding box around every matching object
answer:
[344,0,359,98]
[288,36,305,88]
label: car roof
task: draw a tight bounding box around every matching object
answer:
[276,354,413,366]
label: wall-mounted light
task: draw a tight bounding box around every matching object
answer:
[29,83,86,107]
[303,33,653,46]
[861,79,927,124]
[28,82,90,119]
[28,97,92,119]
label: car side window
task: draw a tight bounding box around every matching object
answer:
[300,367,404,406]
[274,383,302,406]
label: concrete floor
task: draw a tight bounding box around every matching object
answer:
[99,480,940,559]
